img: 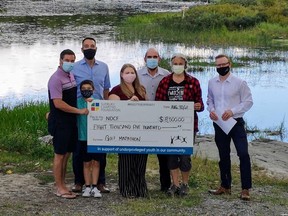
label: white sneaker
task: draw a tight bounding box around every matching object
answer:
[82,186,91,197]
[91,187,102,198]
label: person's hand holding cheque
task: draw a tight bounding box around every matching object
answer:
[130,95,139,101]
[194,102,202,111]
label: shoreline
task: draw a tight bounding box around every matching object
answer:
[39,134,288,178]
[195,135,288,178]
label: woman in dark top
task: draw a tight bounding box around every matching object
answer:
[109,63,148,198]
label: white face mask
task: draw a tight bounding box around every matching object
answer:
[122,73,136,84]
[172,65,185,74]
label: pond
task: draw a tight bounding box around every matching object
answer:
[0,0,287,142]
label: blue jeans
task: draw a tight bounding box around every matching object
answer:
[73,141,106,185]
[213,118,252,190]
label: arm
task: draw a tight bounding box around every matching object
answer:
[207,81,218,121]
[103,89,109,100]
[155,79,167,101]
[103,65,111,100]
[230,80,253,115]
[108,94,121,100]
[206,81,215,113]
[53,99,88,115]
[193,79,204,112]
[222,81,253,121]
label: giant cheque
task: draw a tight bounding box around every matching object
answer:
[87,100,194,155]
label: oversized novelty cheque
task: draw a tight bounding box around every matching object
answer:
[87,100,194,155]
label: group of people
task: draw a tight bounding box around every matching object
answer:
[48,37,253,201]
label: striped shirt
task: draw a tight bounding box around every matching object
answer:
[48,67,77,122]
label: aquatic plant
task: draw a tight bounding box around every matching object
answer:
[0,102,52,160]
[117,0,288,48]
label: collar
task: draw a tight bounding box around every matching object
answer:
[141,67,165,76]
[216,72,233,82]
[80,58,99,66]
[57,66,70,77]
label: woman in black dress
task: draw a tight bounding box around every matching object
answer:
[108,63,148,198]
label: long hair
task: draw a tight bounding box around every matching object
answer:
[119,63,146,99]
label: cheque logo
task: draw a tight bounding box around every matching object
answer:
[170,136,187,144]
[91,102,100,111]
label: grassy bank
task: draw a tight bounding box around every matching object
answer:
[0,102,52,173]
[0,103,287,214]
[117,0,288,48]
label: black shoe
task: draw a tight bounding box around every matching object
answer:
[160,186,169,192]
[179,183,189,196]
[167,185,180,196]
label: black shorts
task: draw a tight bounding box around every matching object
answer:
[53,123,77,155]
[80,141,105,162]
[167,155,192,172]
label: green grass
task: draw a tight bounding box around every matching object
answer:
[159,52,283,73]
[0,102,287,214]
[117,18,276,47]
[0,102,52,173]
[109,154,288,214]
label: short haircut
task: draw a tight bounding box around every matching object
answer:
[60,49,75,60]
[82,37,96,46]
[80,79,95,90]
[144,48,159,58]
[215,54,230,62]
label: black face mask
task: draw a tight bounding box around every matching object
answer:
[216,66,230,76]
[81,90,93,98]
[83,49,96,60]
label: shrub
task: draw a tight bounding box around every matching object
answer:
[282,8,288,16]
[160,4,262,31]
[0,102,50,157]
[219,0,257,7]
[259,0,275,7]
[225,13,267,30]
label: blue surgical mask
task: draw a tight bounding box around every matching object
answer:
[146,58,158,69]
[62,62,74,73]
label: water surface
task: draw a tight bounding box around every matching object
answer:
[0,0,287,141]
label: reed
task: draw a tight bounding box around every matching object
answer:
[116,0,288,48]
[0,101,52,171]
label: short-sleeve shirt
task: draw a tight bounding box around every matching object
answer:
[48,67,77,123]
[77,97,94,141]
[72,58,111,99]
[137,66,170,101]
